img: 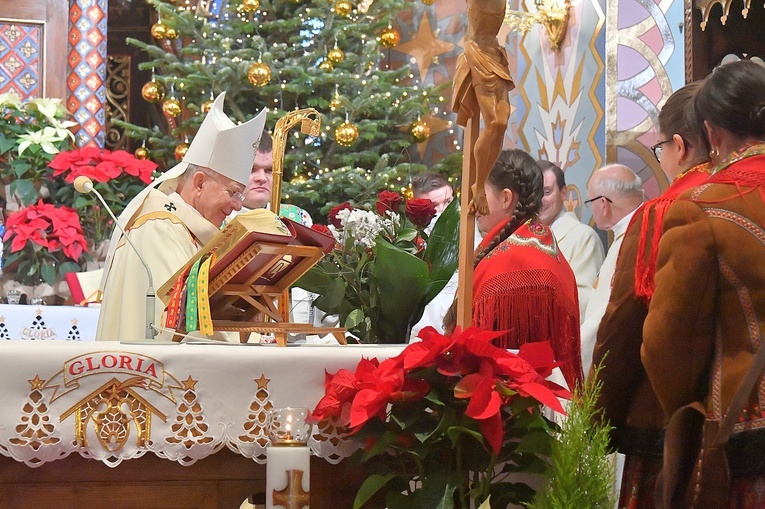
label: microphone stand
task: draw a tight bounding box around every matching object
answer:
[75,177,157,340]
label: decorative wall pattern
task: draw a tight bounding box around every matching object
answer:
[68,0,109,148]
[0,23,41,99]
[606,0,685,199]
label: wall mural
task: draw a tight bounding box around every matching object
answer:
[606,0,685,200]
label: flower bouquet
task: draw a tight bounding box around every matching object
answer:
[2,200,88,285]
[296,190,460,343]
[311,326,571,508]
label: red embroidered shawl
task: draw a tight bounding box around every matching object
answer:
[473,217,583,387]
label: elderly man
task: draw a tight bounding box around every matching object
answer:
[538,160,604,320]
[580,164,644,372]
[96,93,265,341]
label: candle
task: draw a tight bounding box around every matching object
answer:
[266,407,312,509]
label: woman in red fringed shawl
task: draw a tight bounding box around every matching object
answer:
[643,60,765,508]
[446,149,582,388]
[592,81,711,509]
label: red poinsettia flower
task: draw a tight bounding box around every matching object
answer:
[49,147,157,184]
[375,190,403,216]
[3,200,87,262]
[311,223,333,238]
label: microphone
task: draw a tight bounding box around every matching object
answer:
[74,176,157,340]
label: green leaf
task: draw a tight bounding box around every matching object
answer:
[353,473,395,509]
[420,471,458,509]
[293,265,332,294]
[10,179,37,207]
[344,308,364,329]
[40,263,56,286]
[372,237,429,341]
[312,276,346,313]
[423,197,460,285]
[0,133,15,153]
[58,261,82,276]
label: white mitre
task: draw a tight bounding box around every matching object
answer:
[100,92,266,288]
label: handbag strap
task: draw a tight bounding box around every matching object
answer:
[716,340,765,445]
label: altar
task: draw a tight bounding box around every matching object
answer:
[0,340,404,508]
[0,304,99,341]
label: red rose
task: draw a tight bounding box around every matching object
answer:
[311,223,333,238]
[405,198,437,227]
[375,190,403,216]
[328,202,353,228]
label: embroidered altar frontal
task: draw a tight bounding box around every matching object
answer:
[0,341,403,468]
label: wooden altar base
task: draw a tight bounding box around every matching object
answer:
[0,450,363,508]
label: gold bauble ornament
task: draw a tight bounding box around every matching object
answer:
[409,119,431,143]
[241,0,260,12]
[422,0,435,4]
[164,27,178,39]
[201,99,214,114]
[141,80,165,103]
[151,22,167,40]
[328,47,345,63]
[247,61,271,87]
[335,121,359,147]
[290,175,306,185]
[134,146,149,160]
[329,95,342,111]
[162,97,182,117]
[174,142,189,161]
[380,27,400,48]
[334,0,352,16]
[318,59,334,71]
[403,185,414,200]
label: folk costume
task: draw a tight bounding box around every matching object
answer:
[592,163,710,509]
[550,210,605,320]
[473,217,582,388]
[643,144,765,508]
[96,93,266,341]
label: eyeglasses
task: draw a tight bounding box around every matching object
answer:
[651,138,673,162]
[205,172,245,203]
[583,195,613,207]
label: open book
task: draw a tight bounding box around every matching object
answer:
[158,209,337,340]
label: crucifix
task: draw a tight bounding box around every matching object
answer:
[451,0,515,328]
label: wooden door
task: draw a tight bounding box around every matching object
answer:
[0,0,68,100]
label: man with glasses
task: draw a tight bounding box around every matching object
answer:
[579,164,644,372]
[538,160,604,321]
[96,93,265,341]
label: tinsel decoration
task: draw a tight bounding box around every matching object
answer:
[409,119,430,143]
[141,80,165,103]
[174,142,189,161]
[247,61,271,87]
[334,0,352,16]
[380,26,400,48]
[162,97,182,117]
[335,121,359,146]
[328,47,345,63]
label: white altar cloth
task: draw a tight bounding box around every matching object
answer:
[0,304,99,341]
[0,341,403,468]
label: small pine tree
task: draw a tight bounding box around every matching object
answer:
[528,368,617,509]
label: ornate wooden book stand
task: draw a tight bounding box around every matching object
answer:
[159,211,347,346]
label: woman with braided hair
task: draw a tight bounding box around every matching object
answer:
[445,149,582,388]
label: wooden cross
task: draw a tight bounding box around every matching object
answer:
[272,469,310,509]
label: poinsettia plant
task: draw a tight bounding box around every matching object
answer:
[296,190,460,343]
[0,92,77,206]
[2,200,88,285]
[311,326,571,509]
[48,146,158,247]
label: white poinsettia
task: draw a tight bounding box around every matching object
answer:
[0,90,22,109]
[48,117,77,141]
[25,97,67,124]
[17,126,69,156]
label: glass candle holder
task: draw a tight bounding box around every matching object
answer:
[266,407,312,509]
[6,289,21,305]
[267,407,312,446]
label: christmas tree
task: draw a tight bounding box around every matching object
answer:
[120,0,450,219]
